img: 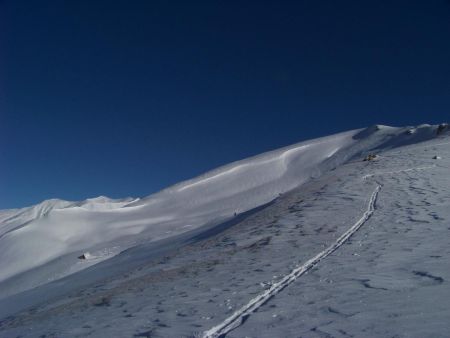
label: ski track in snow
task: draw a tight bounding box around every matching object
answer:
[362,165,436,181]
[202,164,436,338]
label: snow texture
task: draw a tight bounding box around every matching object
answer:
[1,123,449,338]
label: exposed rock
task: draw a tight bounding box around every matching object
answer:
[363,154,378,161]
[437,123,448,135]
[78,252,91,260]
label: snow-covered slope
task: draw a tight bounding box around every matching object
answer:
[0,124,446,300]
[2,123,450,338]
[0,197,137,238]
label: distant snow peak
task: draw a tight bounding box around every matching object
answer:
[76,196,138,211]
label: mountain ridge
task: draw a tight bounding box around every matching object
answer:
[0,123,447,300]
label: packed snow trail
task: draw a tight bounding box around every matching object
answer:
[202,163,438,338]
[201,184,381,338]
[362,165,436,180]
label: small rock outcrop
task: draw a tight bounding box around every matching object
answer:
[78,252,91,260]
[437,123,448,135]
[363,154,378,161]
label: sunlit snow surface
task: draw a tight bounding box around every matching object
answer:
[0,127,366,293]
[1,124,450,337]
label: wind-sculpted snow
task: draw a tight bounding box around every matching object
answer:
[1,127,450,337]
[0,124,446,299]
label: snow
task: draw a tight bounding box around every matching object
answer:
[1,129,364,296]
[0,125,444,296]
[203,183,382,338]
[1,123,450,338]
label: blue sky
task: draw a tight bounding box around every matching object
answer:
[1,0,449,209]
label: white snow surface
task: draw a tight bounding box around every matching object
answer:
[0,124,444,299]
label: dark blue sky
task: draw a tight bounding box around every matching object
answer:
[1,1,449,209]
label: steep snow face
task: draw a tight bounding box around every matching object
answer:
[0,124,446,297]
